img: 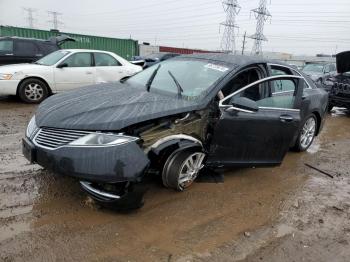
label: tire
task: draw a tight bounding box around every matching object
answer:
[162,148,205,191]
[18,78,49,103]
[293,114,317,152]
[327,104,334,113]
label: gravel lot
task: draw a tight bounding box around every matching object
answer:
[0,95,349,262]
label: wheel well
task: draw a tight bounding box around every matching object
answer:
[312,111,321,135]
[148,139,203,170]
[17,77,52,96]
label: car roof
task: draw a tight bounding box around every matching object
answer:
[179,53,269,66]
[61,49,115,53]
[0,36,54,44]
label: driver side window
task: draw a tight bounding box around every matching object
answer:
[233,79,298,109]
[63,53,92,67]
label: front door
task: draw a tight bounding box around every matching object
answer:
[207,75,304,167]
[54,52,95,91]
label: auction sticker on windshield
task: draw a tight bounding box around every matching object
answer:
[204,63,229,72]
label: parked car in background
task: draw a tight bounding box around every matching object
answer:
[23,54,328,210]
[302,62,337,84]
[0,49,142,103]
[131,52,179,68]
[323,51,350,111]
[0,35,75,66]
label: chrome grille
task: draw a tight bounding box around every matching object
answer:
[34,127,92,149]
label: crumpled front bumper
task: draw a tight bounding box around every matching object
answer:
[22,137,150,183]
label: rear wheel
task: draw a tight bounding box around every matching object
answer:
[162,148,205,191]
[18,78,49,103]
[293,115,317,152]
[327,103,334,113]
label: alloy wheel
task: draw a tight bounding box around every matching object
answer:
[300,117,316,149]
[177,152,205,190]
[24,83,44,101]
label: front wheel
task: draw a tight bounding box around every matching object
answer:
[293,115,317,152]
[18,78,49,103]
[162,149,206,191]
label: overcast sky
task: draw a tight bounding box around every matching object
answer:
[0,0,349,55]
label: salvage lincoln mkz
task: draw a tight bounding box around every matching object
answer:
[23,54,328,209]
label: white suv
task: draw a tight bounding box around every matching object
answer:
[0,49,142,103]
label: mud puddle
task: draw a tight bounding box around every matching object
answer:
[0,99,349,262]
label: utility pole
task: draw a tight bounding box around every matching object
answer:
[48,11,63,30]
[23,8,36,28]
[249,0,271,56]
[220,0,241,54]
[241,31,247,55]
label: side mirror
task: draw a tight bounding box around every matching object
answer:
[57,63,68,69]
[229,97,259,113]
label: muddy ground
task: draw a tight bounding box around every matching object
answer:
[0,95,349,262]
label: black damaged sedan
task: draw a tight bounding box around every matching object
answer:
[23,54,328,209]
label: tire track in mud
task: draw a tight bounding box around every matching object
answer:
[0,99,38,241]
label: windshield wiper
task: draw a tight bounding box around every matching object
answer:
[145,64,161,92]
[168,70,183,98]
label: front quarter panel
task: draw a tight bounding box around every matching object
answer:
[13,67,55,91]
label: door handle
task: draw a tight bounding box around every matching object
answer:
[86,71,93,75]
[279,115,294,122]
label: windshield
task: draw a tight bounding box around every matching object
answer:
[35,50,70,66]
[302,64,324,73]
[127,59,229,99]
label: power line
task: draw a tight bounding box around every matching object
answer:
[23,7,36,28]
[48,11,63,30]
[249,0,271,55]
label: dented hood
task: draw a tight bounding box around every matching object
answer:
[336,51,350,74]
[35,83,199,131]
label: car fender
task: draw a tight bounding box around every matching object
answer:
[16,68,55,92]
[146,134,204,157]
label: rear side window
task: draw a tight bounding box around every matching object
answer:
[0,40,14,53]
[15,41,39,56]
[63,53,92,67]
[270,66,295,93]
[94,53,121,66]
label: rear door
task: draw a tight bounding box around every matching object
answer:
[54,52,95,91]
[207,75,304,167]
[93,52,126,83]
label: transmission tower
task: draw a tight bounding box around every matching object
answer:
[23,8,36,28]
[48,11,63,30]
[220,0,241,53]
[249,0,271,55]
